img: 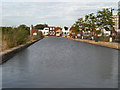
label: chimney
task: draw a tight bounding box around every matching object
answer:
[30,25,34,37]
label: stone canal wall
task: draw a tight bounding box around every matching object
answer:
[45,36,120,50]
[0,38,43,64]
[69,38,120,50]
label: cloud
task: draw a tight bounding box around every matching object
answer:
[2,1,118,27]
[1,0,119,2]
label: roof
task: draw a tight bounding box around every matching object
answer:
[49,26,56,28]
[69,27,73,31]
[32,29,38,33]
[56,27,60,31]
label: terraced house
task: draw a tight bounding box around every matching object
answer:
[48,27,56,37]
[62,26,70,37]
[56,27,62,37]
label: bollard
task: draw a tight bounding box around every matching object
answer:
[91,36,94,40]
[109,37,112,42]
[82,36,83,39]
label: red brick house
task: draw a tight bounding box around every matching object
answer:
[69,27,75,37]
[30,25,38,37]
[56,27,62,37]
[48,27,56,36]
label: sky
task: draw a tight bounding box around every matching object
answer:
[1,0,120,27]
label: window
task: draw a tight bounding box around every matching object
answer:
[53,32,55,34]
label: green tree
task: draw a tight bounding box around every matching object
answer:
[34,24,48,30]
[96,8,114,33]
[84,13,97,32]
[72,18,84,33]
[17,24,30,35]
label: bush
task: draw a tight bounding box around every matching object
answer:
[98,36,109,42]
[32,31,44,40]
[2,26,30,50]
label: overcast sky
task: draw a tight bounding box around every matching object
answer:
[1,0,119,27]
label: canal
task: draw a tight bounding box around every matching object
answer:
[2,38,118,88]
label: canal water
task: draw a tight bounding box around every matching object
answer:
[2,38,118,88]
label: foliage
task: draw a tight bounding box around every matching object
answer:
[32,31,44,40]
[95,30,101,34]
[72,18,84,33]
[96,8,114,31]
[17,24,30,35]
[98,36,109,42]
[2,25,30,50]
[34,24,48,30]
[72,8,114,38]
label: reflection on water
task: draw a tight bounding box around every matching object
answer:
[2,38,118,88]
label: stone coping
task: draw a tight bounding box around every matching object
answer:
[45,36,120,50]
[0,38,42,64]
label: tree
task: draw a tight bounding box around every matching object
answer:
[72,18,84,33]
[84,13,97,32]
[96,8,114,34]
[34,24,48,30]
[17,24,30,35]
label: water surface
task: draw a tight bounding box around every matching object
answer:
[2,38,118,88]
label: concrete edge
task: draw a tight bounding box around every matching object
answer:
[0,38,43,64]
[70,38,120,50]
[45,36,120,50]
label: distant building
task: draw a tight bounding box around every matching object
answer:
[56,27,62,37]
[30,25,38,36]
[48,27,56,36]
[118,1,120,31]
[39,27,49,36]
[101,28,111,36]
[62,26,70,37]
[69,27,74,37]
[112,14,119,32]
[76,31,82,38]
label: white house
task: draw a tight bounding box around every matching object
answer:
[102,28,111,36]
[38,27,49,36]
[62,26,70,37]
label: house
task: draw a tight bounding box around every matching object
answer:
[48,27,56,36]
[69,27,83,38]
[69,27,74,37]
[83,31,90,36]
[30,25,38,37]
[95,28,102,37]
[62,26,70,37]
[56,27,62,37]
[101,28,111,36]
[76,31,83,38]
[39,27,49,36]
[90,29,96,36]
